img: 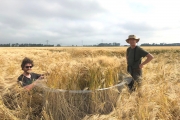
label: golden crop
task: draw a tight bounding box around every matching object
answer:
[0,47,179,120]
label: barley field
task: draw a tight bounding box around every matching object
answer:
[0,46,179,120]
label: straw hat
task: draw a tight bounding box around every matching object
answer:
[126,35,140,43]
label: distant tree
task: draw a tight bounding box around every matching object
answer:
[57,44,61,47]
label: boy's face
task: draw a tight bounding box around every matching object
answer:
[23,63,33,74]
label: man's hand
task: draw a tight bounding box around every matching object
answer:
[139,64,144,69]
[139,53,154,69]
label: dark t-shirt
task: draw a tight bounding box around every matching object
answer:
[17,73,41,87]
[126,46,148,69]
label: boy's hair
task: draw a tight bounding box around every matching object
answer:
[21,57,34,70]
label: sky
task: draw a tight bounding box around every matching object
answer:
[0,0,180,46]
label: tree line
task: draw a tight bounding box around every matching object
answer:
[0,43,56,47]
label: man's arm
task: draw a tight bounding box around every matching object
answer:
[23,83,36,91]
[23,80,39,91]
[139,53,154,69]
[24,74,44,91]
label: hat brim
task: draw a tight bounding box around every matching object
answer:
[126,38,140,43]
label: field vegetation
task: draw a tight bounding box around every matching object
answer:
[0,47,179,120]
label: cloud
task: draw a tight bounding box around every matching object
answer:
[0,0,180,45]
[17,0,105,20]
[0,0,108,45]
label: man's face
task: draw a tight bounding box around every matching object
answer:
[23,63,32,74]
[128,39,137,46]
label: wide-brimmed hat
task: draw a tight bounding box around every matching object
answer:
[126,35,140,43]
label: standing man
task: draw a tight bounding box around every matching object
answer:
[18,57,44,91]
[126,35,153,91]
